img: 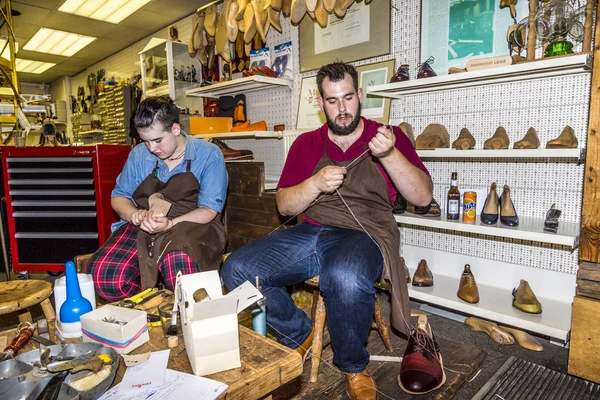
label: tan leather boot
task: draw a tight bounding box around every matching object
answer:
[465,317,515,345]
[345,369,378,400]
[452,127,476,150]
[415,124,450,150]
[457,264,479,303]
[514,127,540,149]
[399,122,416,147]
[412,259,433,287]
[484,127,510,149]
[512,280,542,314]
[546,125,578,148]
[497,326,543,351]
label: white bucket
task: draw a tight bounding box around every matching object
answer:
[54,273,97,318]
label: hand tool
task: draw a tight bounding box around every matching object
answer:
[31,335,56,347]
[0,321,34,362]
[118,287,157,308]
[35,370,68,400]
[134,289,167,311]
[47,353,113,374]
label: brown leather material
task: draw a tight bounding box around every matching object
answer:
[303,137,411,337]
[512,279,542,314]
[398,315,445,394]
[464,317,515,345]
[295,326,314,363]
[484,127,510,149]
[457,264,479,303]
[452,128,476,150]
[415,124,450,150]
[412,259,433,287]
[546,125,578,148]
[514,127,540,149]
[498,326,544,351]
[345,369,378,400]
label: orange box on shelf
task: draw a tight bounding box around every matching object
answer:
[189,117,233,135]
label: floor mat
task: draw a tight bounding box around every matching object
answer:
[473,356,600,400]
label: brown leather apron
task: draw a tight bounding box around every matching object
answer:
[303,139,411,336]
[132,160,226,289]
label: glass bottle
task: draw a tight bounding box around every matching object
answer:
[447,172,460,220]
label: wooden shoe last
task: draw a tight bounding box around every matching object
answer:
[546,125,578,148]
[514,127,540,149]
[484,127,510,149]
[412,259,433,287]
[465,317,515,345]
[498,326,544,351]
[512,279,542,314]
[457,264,479,303]
[452,128,476,150]
[415,124,450,150]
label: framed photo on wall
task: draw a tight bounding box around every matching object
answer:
[296,76,326,130]
[421,0,529,75]
[356,60,394,124]
[299,0,391,72]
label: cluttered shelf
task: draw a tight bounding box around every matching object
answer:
[368,54,592,98]
[185,76,292,98]
[395,213,579,247]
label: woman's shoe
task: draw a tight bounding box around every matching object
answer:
[480,182,499,225]
[500,184,519,226]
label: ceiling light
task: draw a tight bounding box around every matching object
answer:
[58,0,151,24]
[15,58,56,74]
[0,36,18,61]
[23,28,96,57]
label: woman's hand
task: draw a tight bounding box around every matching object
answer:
[139,210,173,233]
[130,209,148,226]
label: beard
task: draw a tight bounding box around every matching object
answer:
[326,103,362,136]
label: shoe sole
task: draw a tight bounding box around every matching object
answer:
[397,355,447,395]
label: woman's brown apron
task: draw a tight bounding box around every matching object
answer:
[132,160,226,289]
[303,140,411,336]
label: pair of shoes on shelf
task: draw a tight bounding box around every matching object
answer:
[389,64,410,83]
[464,317,544,351]
[480,183,519,226]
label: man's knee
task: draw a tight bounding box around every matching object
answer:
[320,264,375,299]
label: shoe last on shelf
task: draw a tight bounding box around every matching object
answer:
[546,125,578,149]
[417,56,437,79]
[512,279,542,314]
[514,127,540,149]
[412,259,433,287]
[452,127,476,150]
[483,127,510,150]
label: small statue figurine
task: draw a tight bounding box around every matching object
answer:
[191,64,197,82]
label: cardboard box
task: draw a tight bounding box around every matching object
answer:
[80,305,149,354]
[189,116,233,135]
[177,270,263,376]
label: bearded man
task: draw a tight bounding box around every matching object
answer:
[221,61,432,400]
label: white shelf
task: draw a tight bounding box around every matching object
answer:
[368,54,592,98]
[395,213,579,247]
[416,148,584,161]
[191,130,307,140]
[407,268,572,340]
[265,179,278,190]
[186,76,292,98]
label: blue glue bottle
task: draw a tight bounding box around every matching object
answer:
[58,261,93,338]
[252,276,267,337]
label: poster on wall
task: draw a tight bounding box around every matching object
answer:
[421,0,529,75]
[356,60,394,124]
[313,5,370,55]
[296,76,326,130]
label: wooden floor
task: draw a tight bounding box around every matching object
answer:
[272,325,486,400]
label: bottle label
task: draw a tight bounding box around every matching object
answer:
[448,200,459,214]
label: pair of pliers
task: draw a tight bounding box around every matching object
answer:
[118,288,157,308]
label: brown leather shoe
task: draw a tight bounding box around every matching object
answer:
[208,138,254,160]
[464,317,515,345]
[295,327,314,363]
[546,125,578,148]
[345,369,378,400]
[514,127,540,149]
[452,127,476,150]
[407,198,441,218]
[457,264,479,303]
[416,124,450,150]
[512,279,542,314]
[412,259,433,287]
[484,127,510,149]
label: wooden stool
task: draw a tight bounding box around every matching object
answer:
[0,280,55,323]
[74,253,94,273]
[305,276,393,383]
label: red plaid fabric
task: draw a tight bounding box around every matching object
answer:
[87,223,202,301]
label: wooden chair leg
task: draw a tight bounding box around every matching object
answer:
[18,308,32,324]
[40,298,56,322]
[311,289,319,321]
[373,297,393,352]
[310,291,326,383]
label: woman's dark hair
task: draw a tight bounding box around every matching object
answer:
[316,61,359,98]
[134,96,179,131]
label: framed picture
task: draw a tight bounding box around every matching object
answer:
[421,0,529,75]
[296,76,325,130]
[299,0,391,73]
[356,60,394,124]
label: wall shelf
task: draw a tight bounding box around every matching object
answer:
[186,76,292,98]
[191,130,306,140]
[407,268,571,341]
[416,148,585,161]
[395,213,579,247]
[368,54,592,98]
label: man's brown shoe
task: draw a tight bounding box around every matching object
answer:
[412,259,433,287]
[457,264,479,303]
[295,327,314,363]
[345,369,378,400]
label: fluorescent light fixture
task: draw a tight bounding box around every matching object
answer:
[23,28,96,57]
[0,36,18,61]
[15,58,56,74]
[59,0,151,23]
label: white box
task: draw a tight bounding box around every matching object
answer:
[177,271,263,376]
[80,305,149,354]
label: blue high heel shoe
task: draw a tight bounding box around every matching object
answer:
[500,184,519,226]
[480,182,499,225]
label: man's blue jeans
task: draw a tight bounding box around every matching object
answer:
[221,223,384,373]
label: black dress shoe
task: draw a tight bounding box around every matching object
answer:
[417,56,437,79]
[543,203,561,233]
[390,64,410,83]
[500,184,519,226]
[480,182,499,225]
[412,198,441,218]
[392,193,407,214]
